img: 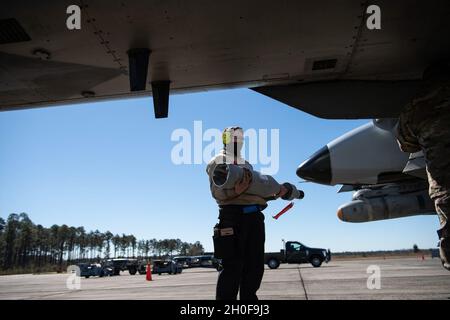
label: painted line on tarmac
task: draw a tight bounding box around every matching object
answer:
[297,267,308,300]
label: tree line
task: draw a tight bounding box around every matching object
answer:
[0,213,204,272]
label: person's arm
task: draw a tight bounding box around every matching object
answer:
[208,160,302,201]
[262,184,288,201]
[235,167,302,201]
[207,159,252,201]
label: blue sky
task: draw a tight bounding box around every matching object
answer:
[0,88,440,252]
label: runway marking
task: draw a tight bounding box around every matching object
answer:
[297,267,308,300]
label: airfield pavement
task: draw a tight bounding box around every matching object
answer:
[0,257,449,300]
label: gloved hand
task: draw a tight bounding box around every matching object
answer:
[281,183,304,200]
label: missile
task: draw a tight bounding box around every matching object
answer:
[296,119,434,223]
[296,119,410,185]
[336,183,436,223]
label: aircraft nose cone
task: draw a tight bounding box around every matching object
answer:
[296,146,332,185]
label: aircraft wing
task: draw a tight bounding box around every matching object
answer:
[1,0,450,118]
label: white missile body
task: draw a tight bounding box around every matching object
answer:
[337,182,435,223]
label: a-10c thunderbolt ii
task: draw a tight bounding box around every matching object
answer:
[296,119,436,223]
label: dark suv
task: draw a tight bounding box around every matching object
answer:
[153,259,183,275]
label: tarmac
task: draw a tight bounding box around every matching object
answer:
[0,257,449,300]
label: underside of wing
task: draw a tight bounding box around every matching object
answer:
[1,0,449,118]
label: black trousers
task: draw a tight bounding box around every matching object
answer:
[216,207,265,300]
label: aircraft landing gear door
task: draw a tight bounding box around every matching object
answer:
[286,242,307,263]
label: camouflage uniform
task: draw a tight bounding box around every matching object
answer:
[396,80,450,270]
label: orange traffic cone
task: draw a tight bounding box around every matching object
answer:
[146,262,152,281]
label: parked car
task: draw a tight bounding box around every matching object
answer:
[173,256,192,268]
[137,260,152,275]
[190,255,222,271]
[102,258,140,275]
[153,259,183,275]
[189,256,202,268]
[201,255,218,267]
[78,263,112,278]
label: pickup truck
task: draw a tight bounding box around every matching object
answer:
[265,241,331,269]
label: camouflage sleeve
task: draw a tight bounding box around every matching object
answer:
[396,106,421,153]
